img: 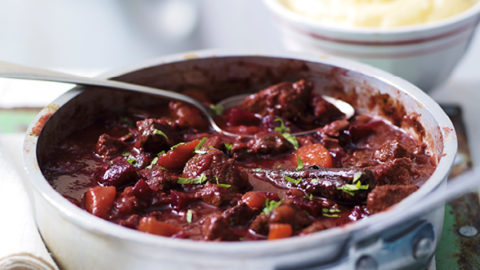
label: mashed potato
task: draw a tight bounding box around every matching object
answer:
[279,0,479,28]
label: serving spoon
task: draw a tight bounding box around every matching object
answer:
[0,61,354,136]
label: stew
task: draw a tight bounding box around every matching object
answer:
[42,79,436,241]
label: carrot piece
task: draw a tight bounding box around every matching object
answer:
[84,186,116,219]
[268,223,293,240]
[241,191,267,209]
[156,139,200,170]
[295,143,333,168]
[138,217,182,237]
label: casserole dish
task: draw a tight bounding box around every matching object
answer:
[23,51,457,269]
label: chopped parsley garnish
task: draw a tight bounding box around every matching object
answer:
[177,174,208,185]
[224,143,233,152]
[273,117,291,133]
[209,104,224,116]
[126,157,137,166]
[186,209,193,224]
[273,117,298,149]
[109,160,114,165]
[123,132,132,138]
[157,150,166,156]
[282,133,299,149]
[277,164,282,170]
[305,193,313,201]
[296,156,304,171]
[146,156,159,169]
[336,181,369,196]
[263,198,282,215]
[252,168,262,172]
[121,152,131,157]
[322,208,341,218]
[153,128,168,140]
[311,178,319,183]
[285,176,302,185]
[215,176,231,188]
[194,137,208,154]
[352,172,362,183]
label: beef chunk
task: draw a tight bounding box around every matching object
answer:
[201,213,236,241]
[194,182,238,207]
[300,220,338,235]
[95,133,127,159]
[231,133,293,159]
[137,166,178,192]
[371,158,414,185]
[249,213,269,235]
[374,140,411,162]
[239,79,312,122]
[110,187,141,219]
[183,148,250,192]
[97,156,136,187]
[221,203,256,227]
[311,95,345,125]
[367,185,418,214]
[248,133,294,155]
[134,118,179,153]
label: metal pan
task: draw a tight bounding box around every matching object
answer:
[23,50,457,270]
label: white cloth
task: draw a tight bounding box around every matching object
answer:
[0,134,58,270]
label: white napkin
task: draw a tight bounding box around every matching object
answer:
[0,134,58,270]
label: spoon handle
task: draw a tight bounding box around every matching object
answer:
[0,60,221,132]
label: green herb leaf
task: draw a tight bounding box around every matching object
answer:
[109,160,114,165]
[285,176,302,185]
[263,198,282,215]
[177,174,208,185]
[296,156,304,171]
[322,213,340,218]
[186,209,193,224]
[215,176,231,188]
[281,133,299,149]
[311,178,319,183]
[352,172,362,183]
[146,156,159,169]
[122,152,131,157]
[305,193,313,201]
[209,104,224,116]
[322,208,341,213]
[157,150,166,156]
[277,164,282,170]
[194,137,208,154]
[224,143,233,152]
[153,128,168,140]
[336,181,369,196]
[126,157,136,166]
[252,168,262,172]
[273,117,290,133]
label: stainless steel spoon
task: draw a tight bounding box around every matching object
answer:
[0,61,354,136]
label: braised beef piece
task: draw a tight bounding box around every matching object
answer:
[222,203,257,227]
[194,182,240,207]
[239,79,313,123]
[95,133,127,159]
[182,148,250,192]
[374,140,411,162]
[311,95,345,126]
[370,158,414,185]
[118,214,140,229]
[300,220,338,235]
[367,185,418,213]
[137,166,178,192]
[97,156,137,187]
[110,187,141,219]
[134,118,180,153]
[201,213,237,241]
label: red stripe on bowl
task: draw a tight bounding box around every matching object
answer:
[280,17,478,46]
[309,34,472,59]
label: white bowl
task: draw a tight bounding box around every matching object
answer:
[264,0,480,91]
